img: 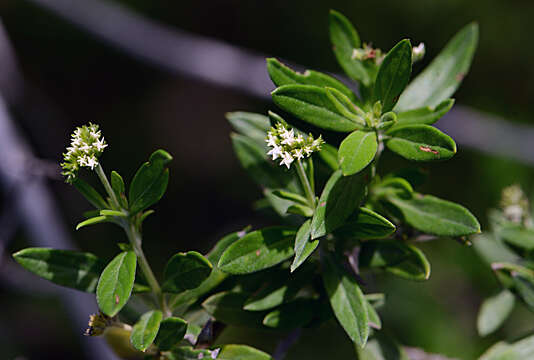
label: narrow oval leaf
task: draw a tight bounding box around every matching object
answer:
[162,251,212,293]
[218,227,296,274]
[287,204,314,217]
[386,194,480,236]
[202,291,266,327]
[365,299,382,330]
[311,169,367,239]
[374,39,412,112]
[267,58,358,102]
[329,10,370,86]
[231,134,291,189]
[226,112,271,149]
[477,290,515,337]
[498,224,534,251]
[513,275,534,311]
[262,299,316,329]
[96,251,137,317]
[322,252,369,347]
[325,87,365,124]
[271,189,309,206]
[335,207,396,240]
[130,310,162,352]
[291,219,318,272]
[395,23,479,111]
[386,124,456,161]
[12,247,105,292]
[272,85,361,132]
[217,345,273,360]
[318,143,340,171]
[359,240,431,281]
[479,333,534,360]
[72,178,108,209]
[111,170,128,208]
[128,149,172,214]
[395,99,455,127]
[154,317,188,351]
[372,177,414,200]
[76,216,111,230]
[339,130,377,176]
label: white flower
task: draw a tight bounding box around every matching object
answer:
[266,133,277,147]
[280,151,294,169]
[86,156,99,170]
[293,148,304,160]
[267,145,283,160]
[412,43,425,63]
[94,138,108,152]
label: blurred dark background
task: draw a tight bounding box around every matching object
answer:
[1,1,534,359]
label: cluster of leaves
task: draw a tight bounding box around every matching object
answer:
[219,9,480,357]
[11,9,486,360]
[474,185,534,359]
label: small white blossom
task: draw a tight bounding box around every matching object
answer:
[265,121,324,169]
[412,43,425,63]
[61,122,108,183]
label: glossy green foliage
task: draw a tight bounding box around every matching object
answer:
[374,39,412,112]
[335,207,396,240]
[311,170,367,239]
[202,291,266,327]
[128,149,172,214]
[72,178,108,209]
[263,299,317,329]
[386,194,480,236]
[322,252,369,347]
[216,345,273,360]
[386,125,456,161]
[339,130,377,176]
[130,310,162,351]
[271,85,361,132]
[291,219,318,272]
[267,58,357,102]
[359,241,431,281]
[96,251,137,316]
[395,99,454,127]
[477,290,515,337]
[162,251,212,293]
[396,23,479,111]
[111,170,128,208]
[218,227,296,274]
[328,10,370,86]
[154,317,187,351]
[325,87,365,124]
[13,248,105,292]
[76,215,113,230]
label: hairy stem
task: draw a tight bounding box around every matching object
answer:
[295,159,316,208]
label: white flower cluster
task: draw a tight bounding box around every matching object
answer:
[61,123,108,183]
[266,123,324,169]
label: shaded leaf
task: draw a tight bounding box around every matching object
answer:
[111,171,128,209]
[72,178,108,209]
[263,299,317,329]
[335,207,396,240]
[155,317,188,351]
[291,219,319,272]
[319,143,340,171]
[202,291,266,327]
[217,344,273,360]
[477,290,515,337]
[226,112,270,147]
[498,224,534,251]
[395,99,455,127]
[162,251,213,293]
[479,333,534,360]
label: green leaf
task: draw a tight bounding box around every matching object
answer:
[291,219,319,272]
[263,188,295,217]
[339,130,377,176]
[479,333,534,360]
[271,189,309,206]
[355,333,410,360]
[322,252,369,347]
[267,58,357,102]
[130,310,162,352]
[325,87,366,124]
[111,171,128,208]
[374,39,412,112]
[329,10,370,86]
[96,251,137,317]
[365,298,381,330]
[75,215,112,230]
[272,85,361,132]
[385,124,456,161]
[218,227,296,275]
[359,240,431,281]
[231,134,291,189]
[395,99,455,127]
[386,194,480,236]
[491,262,534,290]
[498,224,534,251]
[319,143,340,171]
[72,178,108,209]
[514,275,534,311]
[170,347,218,360]
[169,229,247,310]
[287,204,314,217]
[477,290,515,337]
[311,169,367,239]
[226,112,271,147]
[202,291,266,327]
[100,210,126,217]
[263,299,316,329]
[395,23,478,111]
[335,207,396,240]
[216,345,273,360]
[12,247,105,292]
[162,251,212,293]
[154,317,188,351]
[128,149,172,214]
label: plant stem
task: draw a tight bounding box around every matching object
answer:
[371,131,384,179]
[295,159,316,208]
[96,162,170,317]
[95,164,120,209]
